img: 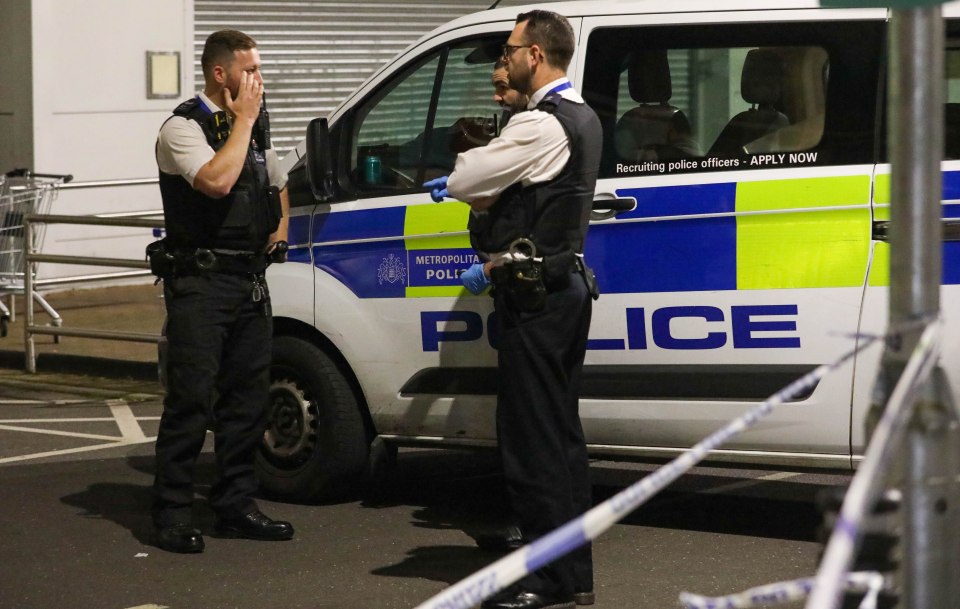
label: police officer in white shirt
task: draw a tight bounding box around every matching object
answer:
[425,10,601,609]
[153,29,293,554]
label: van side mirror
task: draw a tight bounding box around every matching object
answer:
[306,117,334,202]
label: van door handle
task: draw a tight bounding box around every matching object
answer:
[873,219,960,242]
[591,196,637,221]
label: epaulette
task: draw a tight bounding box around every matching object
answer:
[536,92,563,114]
[172,97,202,117]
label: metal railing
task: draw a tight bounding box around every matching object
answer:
[23,212,164,373]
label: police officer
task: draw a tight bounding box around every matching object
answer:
[426,10,601,609]
[152,29,292,554]
[492,57,529,122]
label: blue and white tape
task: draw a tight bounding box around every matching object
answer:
[680,571,886,609]
[412,331,887,609]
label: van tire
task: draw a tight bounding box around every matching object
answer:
[256,335,368,502]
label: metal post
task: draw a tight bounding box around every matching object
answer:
[888,10,943,340]
[23,216,35,374]
[870,6,960,609]
[905,369,960,609]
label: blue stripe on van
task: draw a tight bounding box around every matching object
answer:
[288,214,311,248]
[943,171,960,201]
[315,241,408,298]
[313,206,406,242]
[944,202,960,285]
[579,183,738,294]
[308,207,409,298]
[615,182,737,219]
[585,216,737,294]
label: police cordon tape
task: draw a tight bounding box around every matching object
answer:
[805,319,942,609]
[679,571,887,609]
[412,328,897,609]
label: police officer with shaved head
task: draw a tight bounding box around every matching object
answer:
[425,10,602,609]
[151,29,292,554]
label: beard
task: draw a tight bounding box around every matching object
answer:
[508,67,531,97]
[507,95,528,114]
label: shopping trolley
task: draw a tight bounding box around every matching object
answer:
[0,169,73,337]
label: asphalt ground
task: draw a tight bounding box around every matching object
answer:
[0,284,854,609]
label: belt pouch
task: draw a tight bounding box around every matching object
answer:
[497,258,547,313]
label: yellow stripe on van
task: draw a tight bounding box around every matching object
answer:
[403,202,471,250]
[873,173,891,206]
[736,176,872,289]
[869,174,891,286]
[736,175,871,212]
[869,242,890,287]
[406,286,470,298]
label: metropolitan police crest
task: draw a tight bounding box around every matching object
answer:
[378,253,407,285]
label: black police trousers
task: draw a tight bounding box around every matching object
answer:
[152,271,271,526]
[493,272,593,599]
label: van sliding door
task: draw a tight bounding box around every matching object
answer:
[577,12,885,466]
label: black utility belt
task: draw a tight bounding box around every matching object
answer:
[147,240,265,278]
[489,249,599,313]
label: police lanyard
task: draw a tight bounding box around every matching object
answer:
[547,81,573,95]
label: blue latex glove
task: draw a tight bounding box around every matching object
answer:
[423,176,449,202]
[461,263,491,294]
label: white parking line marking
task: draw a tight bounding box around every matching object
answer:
[0,417,160,423]
[0,436,157,464]
[0,424,121,441]
[0,399,93,405]
[108,399,147,441]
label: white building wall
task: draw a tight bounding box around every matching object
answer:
[28,0,193,282]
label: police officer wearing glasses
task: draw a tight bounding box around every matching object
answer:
[424,10,601,609]
[151,29,292,553]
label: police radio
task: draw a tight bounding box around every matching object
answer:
[254,92,272,151]
[208,110,231,142]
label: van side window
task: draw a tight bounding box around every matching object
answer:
[347,36,506,196]
[423,40,506,182]
[351,54,441,192]
[583,22,882,177]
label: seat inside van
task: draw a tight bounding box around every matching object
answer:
[707,48,791,157]
[614,49,699,161]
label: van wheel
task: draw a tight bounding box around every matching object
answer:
[256,335,368,502]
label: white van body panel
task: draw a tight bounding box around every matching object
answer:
[267,0,960,489]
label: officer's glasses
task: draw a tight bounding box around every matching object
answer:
[502,44,531,59]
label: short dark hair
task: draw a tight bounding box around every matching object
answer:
[201,30,257,80]
[516,10,575,71]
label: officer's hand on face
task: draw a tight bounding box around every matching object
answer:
[422,176,449,202]
[224,71,263,127]
[461,263,491,294]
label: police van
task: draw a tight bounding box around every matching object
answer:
[260,0,960,501]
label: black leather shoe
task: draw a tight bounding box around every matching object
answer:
[476,525,524,551]
[215,509,294,541]
[154,524,204,554]
[481,591,575,609]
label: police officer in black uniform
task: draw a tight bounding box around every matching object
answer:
[151,29,292,554]
[425,10,602,609]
